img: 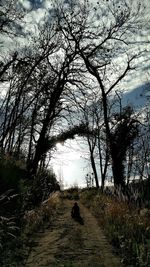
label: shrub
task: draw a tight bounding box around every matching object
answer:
[23,168,60,209]
[0,153,26,194]
[62,188,80,200]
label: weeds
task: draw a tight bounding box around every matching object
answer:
[61,188,80,201]
[0,190,19,248]
[23,191,61,236]
[80,189,150,266]
[0,190,22,266]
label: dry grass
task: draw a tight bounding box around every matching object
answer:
[80,189,150,266]
[23,191,61,235]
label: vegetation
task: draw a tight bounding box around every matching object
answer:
[61,187,80,201]
[80,187,150,266]
[0,152,60,266]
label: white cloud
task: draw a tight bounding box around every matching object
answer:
[44,0,53,10]
[25,8,48,24]
[19,0,31,10]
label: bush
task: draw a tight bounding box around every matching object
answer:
[23,168,60,209]
[0,153,27,194]
[0,153,60,265]
[62,188,80,200]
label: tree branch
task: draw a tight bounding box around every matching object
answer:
[106,55,137,95]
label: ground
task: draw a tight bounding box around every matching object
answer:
[25,199,123,267]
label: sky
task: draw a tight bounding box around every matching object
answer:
[51,138,92,188]
[1,0,150,188]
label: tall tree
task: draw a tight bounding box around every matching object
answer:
[56,0,145,188]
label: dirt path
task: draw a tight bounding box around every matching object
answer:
[25,200,123,267]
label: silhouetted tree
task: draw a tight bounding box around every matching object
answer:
[110,106,139,188]
[55,0,145,189]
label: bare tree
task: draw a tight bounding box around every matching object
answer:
[56,0,145,189]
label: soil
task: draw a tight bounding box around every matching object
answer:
[25,199,123,267]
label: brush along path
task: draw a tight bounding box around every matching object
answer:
[25,199,123,267]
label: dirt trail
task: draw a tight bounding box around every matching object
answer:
[25,200,123,267]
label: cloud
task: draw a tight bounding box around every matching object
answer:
[25,8,48,23]
[43,0,53,9]
[19,0,31,10]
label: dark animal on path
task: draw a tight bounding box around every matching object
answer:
[71,202,80,218]
[71,202,84,225]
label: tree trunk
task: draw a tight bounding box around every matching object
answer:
[112,158,125,189]
[90,152,99,188]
